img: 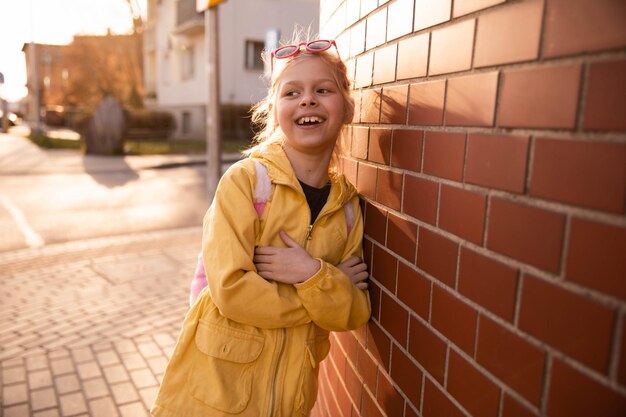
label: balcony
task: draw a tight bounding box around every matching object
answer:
[175,0,204,36]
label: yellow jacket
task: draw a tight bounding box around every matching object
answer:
[152,144,371,417]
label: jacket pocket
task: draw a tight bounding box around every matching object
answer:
[294,336,331,415]
[188,319,264,414]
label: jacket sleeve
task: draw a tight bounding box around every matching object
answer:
[294,196,372,332]
[202,162,312,329]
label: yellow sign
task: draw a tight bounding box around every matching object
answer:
[196,0,226,12]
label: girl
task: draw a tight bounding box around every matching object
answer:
[151,34,371,417]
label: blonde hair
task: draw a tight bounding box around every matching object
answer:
[244,30,355,169]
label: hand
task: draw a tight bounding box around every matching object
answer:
[337,257,369,290]
[254,230,320,284]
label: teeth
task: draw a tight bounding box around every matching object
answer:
[297,116,324,125]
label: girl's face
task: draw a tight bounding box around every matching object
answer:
[275,56,349,156]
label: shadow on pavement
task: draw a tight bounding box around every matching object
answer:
[82,155,140,187]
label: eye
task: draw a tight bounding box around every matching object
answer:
[317,88,330,94]
[281,90,299,98]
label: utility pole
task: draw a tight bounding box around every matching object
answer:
[197,0,225,200]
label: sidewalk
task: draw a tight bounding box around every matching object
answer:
[0,226,203,417]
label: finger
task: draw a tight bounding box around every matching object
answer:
[352,271,369,283]
[356,282,368,290]
[255,246,278,255]
[340,256,360,267]
[279,230,301,249]
[253,254,273,264]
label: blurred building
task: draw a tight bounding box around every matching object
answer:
[22,32,143,127]
[143,0,319,140]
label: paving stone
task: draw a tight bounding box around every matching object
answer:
[129,369,158,389]
[76,362,101,380]
[110,381,140,405]
[31,387,58,411]
[139,386,159,410]
[50,358,75,376]
[118,401,149,417]
[3,383,28,405]
[120,353,147,371]
[146,356,168,375]
[70,348,94,364]
[95,350,120,367]
[2,366,26,384]
[59,392,88,416]
[34,409,61,417]
[55,374,81,395]
[25,355,48,371]
[4,404,30,417]
[102,365,130,384]
[89,396,120,417]
[83,378,109,400]
[113,340,137,354]
[28,369,53,389]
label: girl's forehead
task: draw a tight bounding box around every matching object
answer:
[275,55,338,85]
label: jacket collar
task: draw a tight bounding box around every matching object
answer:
[250,142,357,208]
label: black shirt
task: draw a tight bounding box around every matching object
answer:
[299,180,331,224]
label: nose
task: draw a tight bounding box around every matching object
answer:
[299,93,317,107]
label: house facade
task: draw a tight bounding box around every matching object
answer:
[143,0,319,140]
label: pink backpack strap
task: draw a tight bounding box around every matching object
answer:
[253,159,272,217]
[344,199,355,235]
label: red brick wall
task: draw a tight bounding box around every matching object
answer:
[312,1,626,416]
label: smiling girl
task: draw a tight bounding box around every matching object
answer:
[151,34,371,417]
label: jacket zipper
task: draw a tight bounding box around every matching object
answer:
[268,328,287,416]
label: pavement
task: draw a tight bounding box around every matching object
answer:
[0,128,236,416]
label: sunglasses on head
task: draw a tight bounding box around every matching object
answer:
[270,39,338,72]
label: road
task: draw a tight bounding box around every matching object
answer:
[0,131,230,252]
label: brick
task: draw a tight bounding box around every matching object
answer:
[362,388,385,417]
[465,133,529,193]
[548,358,626,417]
[619,319,626,386]
[544,0,626,57]
[448,350,500,417]
[352,126,369,160]
[371,281,382,321]
[391,129,423,172]
[474,0,543,67]
[502,394,537,417]
[350,20,366,57]
[367,321,391,371]
[366,8,387,50]
[356,54,374,88]
[377,371,405,417]
[368,128,391,164]
[357,338,378,388]
[361,88,381,123]
[487,198,565,273]
[408,316,446,383]
[397,33,429,80]
[344,362,362,410]
[386,212,417,263]
[477,316,546,406]
[408,80,445,126]
[342,157,357,185]
[458,248,519,321]
[352,90,362,123]
[446,72,498,126]
[380,85,408,124]
[531,138,626,213]
[372,244,397,292]
[376,168,402,210]
[416,228,458,287]
[566,218,626,299]
[584,59,626,131]
[453,0,505,17]
[498,64,581,129]
[414,0,452,31]
[423,378,466,417]
[373,44,397,85]
[439,185,487,244]
[357,162,377,200]
[387,0,414,40]
[391,344,423,408]
[519,275,615,372]
[429,19,475,75]
[423,132,466,181]
[380,291,409,347]
[403,175,439,225]
[397,262,431,319]
[432,285,477,354]
[365,203,387,244]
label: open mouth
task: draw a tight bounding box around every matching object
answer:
[296,116,325,126]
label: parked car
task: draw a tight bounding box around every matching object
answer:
[0,109,18,126]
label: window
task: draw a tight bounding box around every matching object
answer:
[182,111,192,135]
[180,44,195,80]
[245,40,264,71]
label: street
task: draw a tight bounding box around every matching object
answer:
[0,131,224,253]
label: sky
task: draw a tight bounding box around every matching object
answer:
[0,0,146,103]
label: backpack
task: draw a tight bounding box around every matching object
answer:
[189,159,355,306]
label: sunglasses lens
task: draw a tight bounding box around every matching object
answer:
[274,46,298,58]
[307,40,332,51]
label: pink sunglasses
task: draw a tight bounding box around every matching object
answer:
[270,39,338,72]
